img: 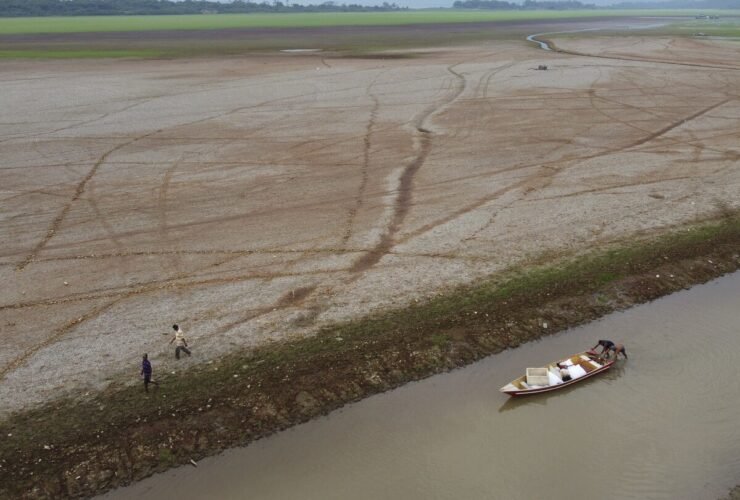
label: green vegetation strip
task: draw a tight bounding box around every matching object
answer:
[1,213,739,498]
[0,49,165,58]
[0,10,736,35]
[662,19,740,38]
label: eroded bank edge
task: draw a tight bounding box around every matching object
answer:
[1,212,740,499]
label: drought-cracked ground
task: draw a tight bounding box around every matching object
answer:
[1,33,739,415]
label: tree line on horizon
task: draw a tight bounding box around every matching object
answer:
[453,0,595,9]
[0,0,406,17]
[454,0,737,8]
[609,0,737,8]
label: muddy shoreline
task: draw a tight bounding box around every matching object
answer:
[1,214,739,499]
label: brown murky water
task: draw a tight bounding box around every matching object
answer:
[103,272,740,500]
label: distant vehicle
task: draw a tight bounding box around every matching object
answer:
[500,351,615,396]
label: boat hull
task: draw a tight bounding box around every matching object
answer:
[500,351,615,396]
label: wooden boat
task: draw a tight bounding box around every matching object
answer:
[500,351,615,396]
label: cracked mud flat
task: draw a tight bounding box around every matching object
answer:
[1,35,740,416]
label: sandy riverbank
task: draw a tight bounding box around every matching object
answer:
[3,33,739,416]
[1,213,740,498]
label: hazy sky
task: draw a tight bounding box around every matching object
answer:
[233,1,455,6]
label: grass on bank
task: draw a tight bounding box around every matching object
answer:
[671,20,740,37]
[2,10,737,59]
[2,212,739,466]
[0,49,165,58]
[0,10,737,35]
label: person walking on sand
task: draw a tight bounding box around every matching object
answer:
[169,324,191,359]
[141,353,159,392]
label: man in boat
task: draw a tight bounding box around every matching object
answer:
[606,343,628,360]
[591,339,615,356]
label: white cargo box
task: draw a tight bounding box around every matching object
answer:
[526,367,549,386]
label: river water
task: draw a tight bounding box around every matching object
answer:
[104,272,740,500]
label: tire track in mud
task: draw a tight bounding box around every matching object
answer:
[156,142,225,275]
[586,69,659,136]
[350,63,467,272]
[157,156,184,266]
[192,244,326,331]
[0,162,79,171]
[15,131,161,271]
[535,175,695,202]
[12,79,328,271]
[0,98,159,145]
[532,36,740,71]
[450,62,511,145]
[342,71,385,246]
[0,297,123,382]
[149,82,347,325]
[400,174,535,244]
[0,241,495,315]
[0,187,74,204]
[0,249,261,380]
[85,183,126,254]
[13,89,728,265]
[212,284,317,335]
[20,248,356,263]
[659,131,740,159]
[5,66,492,267]
[0,61,510,383]
[11,247,489,271]
[396,95,733,245]
[622,98,731,150]
[0,266,341,313]
[477,62,515,100]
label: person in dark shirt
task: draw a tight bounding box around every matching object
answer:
[141,353,159,392]
[591,339,615,355]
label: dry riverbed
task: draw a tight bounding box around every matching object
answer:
[1,28,739,497]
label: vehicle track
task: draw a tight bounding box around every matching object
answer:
[350,63,467,272]
[0,265,342,313]
[624,98,731,149]
[342,71,385,246]
[212,284,318,335]
[536,36,740,71]
[396,91,734,246]
[0,297,124,381]
[11,75,334,270]
[4,38,738,408]
[15,131,162,270]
